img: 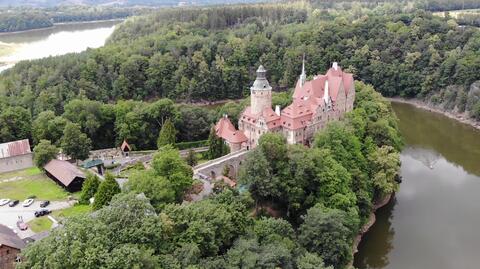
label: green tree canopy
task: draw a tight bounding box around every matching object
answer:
[80,173,101,205]
[33,139,58,168]
[93,173,121,210]
[61,122,92,161]
[157,118,177,148]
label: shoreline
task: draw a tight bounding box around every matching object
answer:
[350,193,393,266]
[388,97,480,131]
[0,18,124,36]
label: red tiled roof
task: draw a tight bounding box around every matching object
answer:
[343,73,354,95]
[286,63,354,130]
[293,65,353,103]
[0,139,31,159]
[215,116,248,144]
[44,159,85,187]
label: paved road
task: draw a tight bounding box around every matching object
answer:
[0,200,74,238]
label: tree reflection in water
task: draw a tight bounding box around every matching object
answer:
[354,197,396,269]
[402,147,441,170]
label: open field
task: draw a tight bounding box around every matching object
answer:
[53,204,91,219]
[0,41,16,57]
[433,8,480,18]
[0,168,71,201]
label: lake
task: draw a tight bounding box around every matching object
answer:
[0,20,121,72]
[354,102,480,269]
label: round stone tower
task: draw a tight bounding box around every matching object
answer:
[250,65,272,115]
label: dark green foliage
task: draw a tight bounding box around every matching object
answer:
[296,252,333,269]
[163,191,252,257]
[186,149,198,167]
[152,145,193,200]
[125,170,176,211]
[157,118,177,148]
[299,205,359,269]
[32,111,68,146]
[33,140,58,168]
[18,193,164,269]
[0,106,31,143]
[61,122,92,161]
[80,173,101,204]
[93,173,121,210]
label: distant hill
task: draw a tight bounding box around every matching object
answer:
[0,0,264,7]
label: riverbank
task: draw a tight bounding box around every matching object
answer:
[350,193,393,265]
[388,97,480,131]
[0,18,124,35]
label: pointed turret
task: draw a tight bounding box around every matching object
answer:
[300,54,306,86]
[251,65,271,92]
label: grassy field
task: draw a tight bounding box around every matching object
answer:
[0,41,16,57]
[53,204,91,219]
[433,9,480,18]
[27,217,53,233]
[0,168,71,201]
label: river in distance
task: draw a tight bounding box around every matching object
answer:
[0,20,121,72]
[354,101,480,269]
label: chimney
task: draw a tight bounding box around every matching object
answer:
[332,62,338,70]
[275,105,281,116]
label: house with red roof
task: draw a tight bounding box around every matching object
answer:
[0,139,34,173]
[215,60,355,151]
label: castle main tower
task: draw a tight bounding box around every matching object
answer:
[250,65,272,115]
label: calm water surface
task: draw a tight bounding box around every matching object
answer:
[0,20,121,72]
[354,102,480,268]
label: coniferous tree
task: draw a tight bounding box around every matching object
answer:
[93,173,121,210]
[186,149,198,166]
[61,122,92,162]
[80,173,101,205]
[157,118,177,149]
[33,139,58,168]
[206,126,229,159]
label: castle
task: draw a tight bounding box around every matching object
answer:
[215,61,355,151]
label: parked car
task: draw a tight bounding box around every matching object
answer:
[34,209,51,217]
[8,200,19,207]
[40,200,50,208]
[0,199,10,206]
[22,198,34,207]
[16,219,28,231]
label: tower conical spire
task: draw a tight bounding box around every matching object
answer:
[300,54,306,86]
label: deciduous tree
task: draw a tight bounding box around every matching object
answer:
[33,139,58,168]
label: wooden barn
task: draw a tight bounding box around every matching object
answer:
[44,159,86,192]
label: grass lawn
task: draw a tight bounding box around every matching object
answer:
[27,217,53,233]
[0,168,71,201]
[53,204,91,219]
[0,167,42,180]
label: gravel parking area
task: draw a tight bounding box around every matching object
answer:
[0,200,74,238]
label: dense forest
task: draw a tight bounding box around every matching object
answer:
[19,82,403,269]
[0,1,478,151]
[0,6,141,32]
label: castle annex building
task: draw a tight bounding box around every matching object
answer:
[215,61,355,150]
